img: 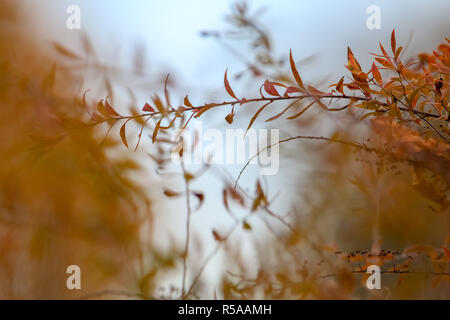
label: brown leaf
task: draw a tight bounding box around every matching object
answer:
[164,189,180,197]
[120,121,129,148]
[143,103,155,112]
[263,80,280,96]
[52,42,81,59]
[224,69,238,100]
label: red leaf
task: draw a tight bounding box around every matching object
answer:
[90,112,104,122]
[263,80,280,97]
[152,118,162,143]
[184,95,193,108]
[143,103,155,112]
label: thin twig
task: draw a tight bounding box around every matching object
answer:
[181,160,192,299]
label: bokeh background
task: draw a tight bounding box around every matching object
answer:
[0,0,449,299]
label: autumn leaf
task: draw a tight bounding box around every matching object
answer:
[212,229,224,242]
[52,42,81,59]
[263,80,280,96]
[96,100,108,117]
[284,86,302,96]
[143,103,155,112]
[225,113,234,124]
[105,99,121,116]
[120,121,129,148]
[371,62,383,86]
[184,95,193,108]
[335,76,345,94]
[379,42,393,63]
[246,101,272,134]
[347,47,361,72]
[266,99,299,122]
[152,118,162,143]
[289,49,305,89]
[164,189,180,197]
[391,29,396,55]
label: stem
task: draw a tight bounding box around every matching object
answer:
[180,160,192,299]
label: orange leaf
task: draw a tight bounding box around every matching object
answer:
[284,86,302,96]
[289,49,305,89]
[287,100,315,119]
[152,118,162,143]
[266,99,299,122]
[224,69,238,100]
[90,112,104,122]
[164,189,180,197]
[375,57,394,69]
